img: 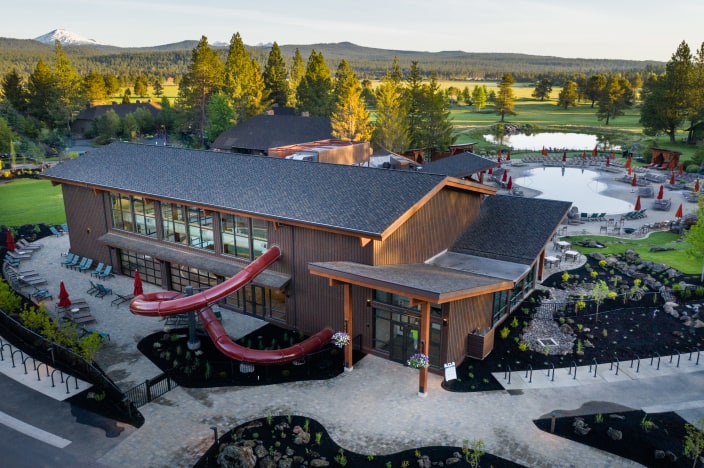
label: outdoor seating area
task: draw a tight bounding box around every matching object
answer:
[652,199,672,211]
[61,254,114,279]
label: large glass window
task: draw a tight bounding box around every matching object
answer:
[111,194,132,231]
[224,284,286,322]
[509,270,535,310]
[187,207,215,250]
[170,263,220,292]
[492,290,509,326]
[161,202,187,244]
[220,214,268,259]
[133,197,157,238]
[118,250,163,287]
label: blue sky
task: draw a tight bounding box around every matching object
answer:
[5,0,703,61]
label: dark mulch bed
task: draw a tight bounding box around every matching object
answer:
[194,414,523,468]
[136,324,365,387]
[534,410,696,467]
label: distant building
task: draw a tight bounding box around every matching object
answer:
[268,140,372,165]
[72,102,161,136]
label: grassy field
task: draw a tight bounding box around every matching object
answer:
[0,179,65,227]
[564,231,700,274]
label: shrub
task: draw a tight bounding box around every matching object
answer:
[518,342,528,352]
[499,326,510,339]
[510,316,519,328]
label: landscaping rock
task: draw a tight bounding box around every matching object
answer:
[217,444,257,468]
[607,427,622,440]
[573,418,591,435]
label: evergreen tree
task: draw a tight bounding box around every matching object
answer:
[0,117,13,154]
[133,75,149,96]
[178,36,224,146]
[404,61,425,148]
[418,73,456,156]
[26,58,59,126]
[557,80,579,109]
[103,74,120,96]
[223,32,266,120]
[288,48,305,108]
[531,78,552,101]
[295,50,333,117]
[472,85,486,111]
[494,73,517,122]
[53,41,86,132]
[461,86,472,107]
[93,108,121,144]
[372,71,408,152]
[596,74,631,125]
[330,59,371,141]
[153,77,164,97]
[1,69,27,112]
[84,71,107,104]
[263,42,290,107]
[585,74,607,108]
[206,93,236,144]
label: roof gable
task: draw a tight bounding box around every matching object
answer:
[420,152,496,178]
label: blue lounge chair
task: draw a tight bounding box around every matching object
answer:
[71,257,89,271]
[98,265,113,279]
[91,263,105,278]
[64,254,80,269]
[78,258,94,273]
[61,253,76,267]
[95,284,113,298]
[61,223,69,233]
[49,226,63,237]
[87,280,100,296]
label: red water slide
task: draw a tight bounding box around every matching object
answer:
[129,245,334,365]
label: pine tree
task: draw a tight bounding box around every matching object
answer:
[418,73,456,156]
[1,69,27,112]
[405,61,425,148]
[206,93,236,144]
[26,58,59,126]
[295,50,333,117]
[585,75,607,108]
[330,60,371,141]
[178,36,224,146]
[263,42,290,107]
[372,72,408,152]
[531,78,552,101]
[53,41,86,132]
[597,74,631,125]
[494,73,517,122]
[288,48,305,107]
[153,77,164,97]
[224,32,267,121]
[84,71,107,104]
[557,80,579,109]
[472,85,487,111]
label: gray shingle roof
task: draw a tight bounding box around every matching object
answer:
[419,152,496,178]
[42,142,448,237]
[210,114,332,152]
[450,195,572,264]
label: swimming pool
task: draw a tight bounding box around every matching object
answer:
[513,167,634,214]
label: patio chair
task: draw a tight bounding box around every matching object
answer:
[588,213,600,222]
[95,283,113,298]
[78,258,94,273]
[98,265,113,279]
[61,223,69,233]
[87,280,100,296]
[31,288,53,301]
[90,262,105,278]
[111,292,135,307]
[49,226,63,237]
[580,213,589,222]
[16,239,41,250]
[62,253,79,268]
[70,257,89,271]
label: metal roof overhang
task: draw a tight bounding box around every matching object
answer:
[308,261,513,304]
[426,251,532,282]
[99,231,290,290]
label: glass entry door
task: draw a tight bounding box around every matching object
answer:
[388,313,421,364]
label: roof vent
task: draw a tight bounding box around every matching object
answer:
[301,111,310,117]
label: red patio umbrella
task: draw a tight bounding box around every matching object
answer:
[669,172,676,185]
[502,170,508,182]
[582,151,587,160]
[488,167,493,175]
[497,150,502,159]
[507,176,513,190]
[631,174,637,187]
[562,152,566,162]
[611,152,616,160]
[634,195,641,211]
[541,146,547,156]
[605,157,610,167]
[133,270,144,296]
[675,203,683,219]
[625,156,632,169]
[506,151,511,161]
[58,281,71,308]
[5,230,16,251]
[628,165,633,175]
[592,146,598,156]
[695,179,700,193]
[679,164,684,175]
[657,185,664,200]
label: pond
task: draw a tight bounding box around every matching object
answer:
[514,167,634,214]
[483,132,619,151]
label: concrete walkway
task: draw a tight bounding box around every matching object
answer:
[4,233,704,467]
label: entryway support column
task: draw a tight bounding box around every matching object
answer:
[343,283,353,372]
[418,301,430,397]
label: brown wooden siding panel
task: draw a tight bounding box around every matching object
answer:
[375,188,481,265]
[446,294,493,363]
[62,185,113,266]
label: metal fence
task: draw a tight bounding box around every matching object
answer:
[125,371,179,408]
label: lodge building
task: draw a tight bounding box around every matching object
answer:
[42,142,570,373]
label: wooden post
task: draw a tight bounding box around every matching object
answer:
[343,283,353,372]
[418,301,430,397]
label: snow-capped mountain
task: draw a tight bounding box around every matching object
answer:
[34,29,101,46]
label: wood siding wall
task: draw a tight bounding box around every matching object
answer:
[374,188,481,265]
[269,224,372,336]
[61,185,113,266]
[446,294,494,364]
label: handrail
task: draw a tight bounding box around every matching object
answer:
[504,365,512,385]
[568,361,577,380]
[651,352,661,370]
[524,364,533,383]
[547,363,555,382]
[630,354,640,373]
[671,349,681,368]
[589,359,598,378]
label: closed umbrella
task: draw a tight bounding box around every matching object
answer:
[592,146,598,156]
[631,174,637,187]
[488,167,493,175]
[562,152,566,162]
[541,146,547,156]
[625,156,632,169]
[679,164,684,175]
[497,150,502,161]
[5,230,16,251]
[506,151,511,161]
[669,172,676,185]
[695,179,700,193]
[605,157,610,167]
[634,195,641,211]
[133,270,144,296]
[507,176,513,190]
[58,281,71,308]
[657,185,664,200]
[675,203,683,219]
[582,151,586,160]
[502,170,508,182]
[628,166,633,175]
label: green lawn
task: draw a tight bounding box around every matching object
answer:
[0,179,65,227]
[563,231,701,275]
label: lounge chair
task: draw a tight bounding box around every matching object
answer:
[71,257,89,271]
[98,265,113,279]
[16,239,41,250]
[95,283,113,298]
[31,288,53,301]
[61,223,69,233]
[588,213,600,222]
[78,258,94,273]
[49,226,63,237]
[90,262,105,278]
[6,250,32,260]
[87,280,100,296]
[580,213,589,222]
[111,292,135,307]
[62,253,79,268]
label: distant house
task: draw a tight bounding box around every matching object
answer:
[646,148,682,170]
[210,113,333,155]
[72,102,161,136]
[268,139,372,165]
